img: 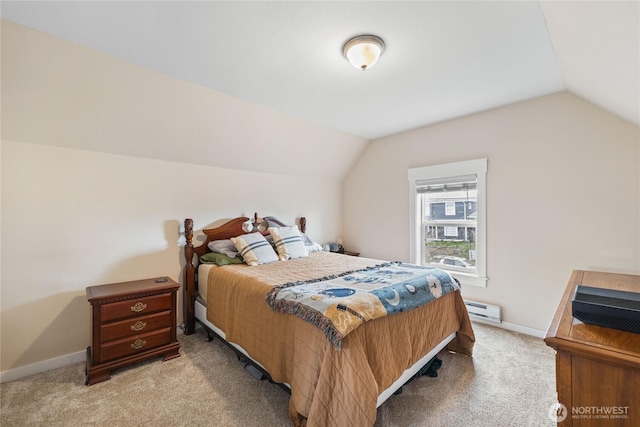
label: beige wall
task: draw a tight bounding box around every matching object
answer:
[1,141,342,371]
[343,92,640,332]
[0,21,367,372]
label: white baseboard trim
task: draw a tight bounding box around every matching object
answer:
[2,326,184,383]
[471,318,546,338]
[0,350,86,384]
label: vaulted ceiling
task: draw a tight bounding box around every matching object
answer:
[1,1,638,139]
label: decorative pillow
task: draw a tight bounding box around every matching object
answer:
[306,241,324,253]
[268,226,308,261]
[300,232,323,253]
[200,252,244,266]
[207,239,240,258]
[230,233,279,266]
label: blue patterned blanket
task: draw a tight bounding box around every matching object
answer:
[265,262,460,349]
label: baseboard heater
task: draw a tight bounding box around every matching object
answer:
[464,299,502,323]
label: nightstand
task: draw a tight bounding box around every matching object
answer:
[342,250,360,257]
[85,277,181,385]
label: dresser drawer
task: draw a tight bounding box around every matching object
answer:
[100,311,172,342]
[99,327,172,363]
[101,293,172,322]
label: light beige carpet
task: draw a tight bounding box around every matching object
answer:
[1,322,558,426]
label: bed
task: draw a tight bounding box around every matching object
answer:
[183,214,474,427]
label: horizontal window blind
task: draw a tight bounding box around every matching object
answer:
[416,174,477,194]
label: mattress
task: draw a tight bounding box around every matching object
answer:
[197,263,215,304]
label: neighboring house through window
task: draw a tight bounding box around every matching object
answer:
[408,158,488,287]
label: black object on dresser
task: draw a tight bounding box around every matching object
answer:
[572,285,640,334]
[85,277,180,385]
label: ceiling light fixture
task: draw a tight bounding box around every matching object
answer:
[342,35,385,71]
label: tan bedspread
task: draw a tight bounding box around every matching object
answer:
[207,251,474,427]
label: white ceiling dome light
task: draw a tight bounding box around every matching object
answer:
[343,35,385,71]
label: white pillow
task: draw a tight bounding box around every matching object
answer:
[268,226,308,261]
[300,232,323,253]
[230,233,279,266]
[305,241,324,253]
[207,239,240,258]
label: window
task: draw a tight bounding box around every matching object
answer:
[444,226,459,237]
[445,202,456,216]
[408,159,487,287]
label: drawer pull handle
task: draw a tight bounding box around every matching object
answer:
[130,339,146,350]
[131,302,147,312]
[131,321,147,332]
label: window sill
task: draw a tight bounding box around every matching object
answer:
[425,263,487,288]
[448,271,487,288]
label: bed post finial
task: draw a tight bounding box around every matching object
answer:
[253,212,260,229]
[300,217,307,233]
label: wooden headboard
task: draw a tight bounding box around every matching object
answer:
[182,213,306,334]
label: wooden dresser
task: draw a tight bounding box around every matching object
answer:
[86,277,181,385]
[545,270,640,426]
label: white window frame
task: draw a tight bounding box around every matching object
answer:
[408,158,488,287]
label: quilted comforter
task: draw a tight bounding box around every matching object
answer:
[206,251,474,427]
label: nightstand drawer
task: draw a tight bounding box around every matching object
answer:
[100,311,172,341]
[100,327,172,363]
[101,293,172,322]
